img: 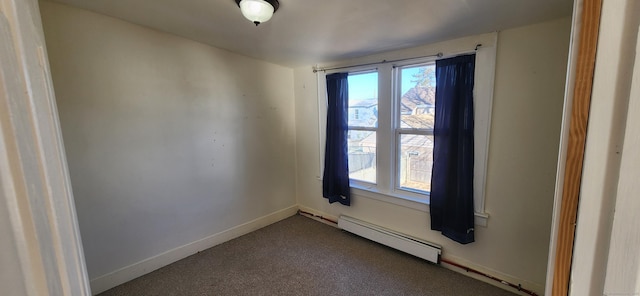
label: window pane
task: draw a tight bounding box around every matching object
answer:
[348,72,378,128]
[399,134,433,193]
[348,130,376,183]
[399,65,435,129]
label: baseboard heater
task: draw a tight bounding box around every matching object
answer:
[338,215,442,264]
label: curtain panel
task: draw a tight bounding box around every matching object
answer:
[430,54,476,244]
[323,73,351,206]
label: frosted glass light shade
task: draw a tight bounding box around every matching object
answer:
[239,0,275,25]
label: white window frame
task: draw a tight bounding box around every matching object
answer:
[391,60,437,201]
[346,69,379,185]
[316,36,496,226]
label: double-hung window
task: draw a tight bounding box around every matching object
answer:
[395,63,435,195]
[344,60,438,203]
[347,71,378,184]
[320,39,495,225]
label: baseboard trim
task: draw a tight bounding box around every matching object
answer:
[441,254,543,296]
[89,205,299,295]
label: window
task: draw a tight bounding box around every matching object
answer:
[347,72,378,184]
[345,63,436,199]
[317,37,496,225]
[396,64,435,194]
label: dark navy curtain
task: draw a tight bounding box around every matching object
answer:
[323,73,351,206]
[430,54,475,244]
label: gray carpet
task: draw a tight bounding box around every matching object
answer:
[98,215,516,296]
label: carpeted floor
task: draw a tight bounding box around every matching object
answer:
[98,215,516,296]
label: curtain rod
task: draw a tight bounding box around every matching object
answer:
[312,43,482,73]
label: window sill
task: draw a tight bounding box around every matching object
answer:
[350,183,430,211]
[349,183,489,227]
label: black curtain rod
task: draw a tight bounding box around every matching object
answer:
[312,43,482,73]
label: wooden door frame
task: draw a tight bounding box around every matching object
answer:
[547,0,602,295]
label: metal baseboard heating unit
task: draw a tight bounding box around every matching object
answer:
[338,215,442,264]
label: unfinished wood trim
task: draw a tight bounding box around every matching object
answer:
[552,0,602,295]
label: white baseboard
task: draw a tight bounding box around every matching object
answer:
[89,205,299,295]
[441,254,544,296]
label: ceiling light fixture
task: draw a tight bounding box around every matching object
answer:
[235,0,280,26]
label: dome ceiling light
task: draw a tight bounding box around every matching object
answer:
[235,0,280,26]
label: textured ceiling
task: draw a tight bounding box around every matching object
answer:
[47,0,574,67]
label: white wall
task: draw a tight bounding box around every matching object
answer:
[40,1,297,291]
[604,32,640,294]
[294,17,571,294]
